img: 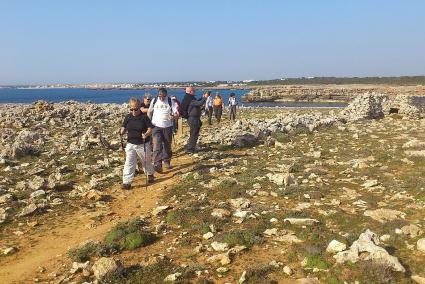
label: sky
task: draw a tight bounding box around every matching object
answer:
[1,0,424,85]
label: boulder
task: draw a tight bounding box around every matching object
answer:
[92,257,121,280]
[334,229,405,272]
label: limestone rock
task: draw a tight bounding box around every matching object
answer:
[211,208,231,219]
[284,218,319,226]
[334,229,405,272]
[364,209,406,223]
[326,240,347,254]
[417,238,425,253]
[92,257,121,279]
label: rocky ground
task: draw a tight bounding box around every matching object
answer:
[1,96,425,283]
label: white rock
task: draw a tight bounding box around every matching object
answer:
[326,240,347,254]
[417,238,425,253]
[239,270,247,283]
[263,228,278,236]
[283,265,292,275]
[412,275,425,284]
[211,241,229,252]
[92,257,120,280]
[164,272,182,282]
[3,247,17,255]
[334,229,405,272]
[284,218,319,226]
[203,232,214,240]
[152,205,170,216]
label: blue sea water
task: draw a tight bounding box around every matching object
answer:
[0,87,347,108]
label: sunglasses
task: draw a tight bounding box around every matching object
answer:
[145,98,151,101]
[129,108,138,111]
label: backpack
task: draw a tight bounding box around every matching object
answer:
[214,97,223,107]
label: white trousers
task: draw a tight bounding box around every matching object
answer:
[122,142,154,184]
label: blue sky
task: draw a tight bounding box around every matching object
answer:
[1,0,424,84]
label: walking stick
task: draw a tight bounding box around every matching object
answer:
[142,135,148,190]
[119,133,125,158]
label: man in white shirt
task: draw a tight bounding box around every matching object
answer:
[148,88,179,173]
[205,91,213,125]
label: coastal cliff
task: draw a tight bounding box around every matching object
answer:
[242,85,425,103]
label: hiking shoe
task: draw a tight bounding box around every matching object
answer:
[121,183,131,190]
[154,165,163,174]
[148,175,155,183]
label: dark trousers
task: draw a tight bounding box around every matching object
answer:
[152,126,173,167]
[207,107,213,125]
[229,105,237,120]
[214,106,222,123]
[187,117,201,151]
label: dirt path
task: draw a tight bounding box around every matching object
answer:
[0,153,194,284]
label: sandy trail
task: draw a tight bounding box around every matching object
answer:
[0,153,194,284]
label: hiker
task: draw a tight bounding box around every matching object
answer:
[148,88,179,173]
[140,93,152,115]
[205,91,213,125]
[171,95,181,134]
[181,86,209,153]
[120,97,154,190]
[228,92,238,120]
[213,92,224,123]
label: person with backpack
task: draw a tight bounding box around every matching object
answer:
[120,97,154,189]
[181,86,209,153]
[148,88,179,173]
[205,91,213,125]
[228,92,238,120]
[213,92,224,123]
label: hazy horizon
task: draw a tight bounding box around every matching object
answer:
[1,0,424,85]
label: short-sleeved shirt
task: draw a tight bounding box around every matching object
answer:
[148,97,178,128]
[122,113,152,144]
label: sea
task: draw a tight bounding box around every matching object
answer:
[0,87,347,108]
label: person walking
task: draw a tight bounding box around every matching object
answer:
[120,97,154,189]
[228,92,238,120]
[205,91,213,125]
[170,95,181,134]
[181,86,208,153]
[148,88,179,173]
[213,92,224,123]
[140,93,152,115]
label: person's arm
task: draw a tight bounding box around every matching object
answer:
[147,100,154,119]
[120,116,129,135]
[142,117,153,139]
[140,104,149,113]
[189,96,207,107]
[142,127,152,139]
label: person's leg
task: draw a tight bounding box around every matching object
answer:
[122,143,137,186]
[186,117,197,152]
[162,126,173,168]
[151,127,163,171]
[214,107,218,121]
[233,106,237,120]
[135,143,155,177]
[218,107,222,123]
[207,107,212,125]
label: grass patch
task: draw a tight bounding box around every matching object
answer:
[305,254,331,270]
[219,230,262,249]
[67,241,119,262]
[101,259,197,284]
[104,219,157,251]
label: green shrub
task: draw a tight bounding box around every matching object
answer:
[67,241,98,262]
[104,219,157,251]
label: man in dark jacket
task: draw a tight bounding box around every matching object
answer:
[181,87,209,153]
